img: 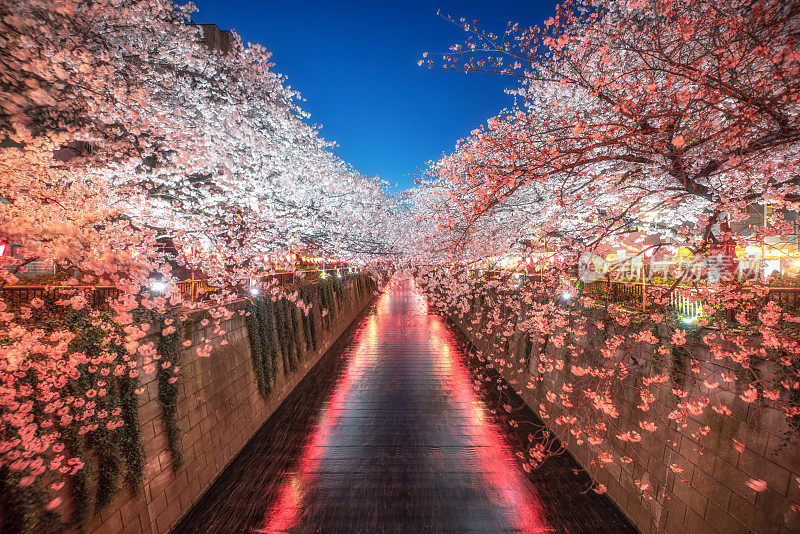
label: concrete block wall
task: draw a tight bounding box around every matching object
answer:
[70,277,375,534]
[444,300,800,534]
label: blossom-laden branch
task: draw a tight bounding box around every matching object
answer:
[419,0,799,254]
[0,0,399,524]
[408,0,800,513]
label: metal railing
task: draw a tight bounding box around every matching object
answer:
[175,279,214,302]
[0,285,121,309]
[466,268,799,316]
[668,288,704,318]
[768,287,800,311]
[583,280,799,315]
[0,268,357,309]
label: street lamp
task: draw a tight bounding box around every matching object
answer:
[150,280,167,293]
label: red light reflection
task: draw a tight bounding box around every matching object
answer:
[260,275,552,532]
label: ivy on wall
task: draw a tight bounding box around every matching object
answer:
[60,421,93,527]
[274,298,292,375]
[1,274,382,533]
[244,275,376,401]
[283,299,299,373]
[91,384,123,510]
[246,296,284,396]
[246,299,280,397]
[62,313,108,522]
[0,467,60,534]
[323,280,334,329]
[0,308,164,533]
[319,276,348,329]
[289,302,303,363]
[299,288,315,352]
[246,294,306,395]
[263,300,279,386]
[62,311,149,522]
[117,372,145,494]
[244,299,266,396]
[155,312,184,471]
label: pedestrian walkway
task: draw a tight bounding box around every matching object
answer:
[173,275,635,533]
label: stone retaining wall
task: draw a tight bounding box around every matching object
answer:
[443,297,799,534]
[77,276,376,534]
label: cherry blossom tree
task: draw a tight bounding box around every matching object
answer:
[420,0,800,254]
[0,0,398,522]
[1,0,400,282]
[412,0,800,510]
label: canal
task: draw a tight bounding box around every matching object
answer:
[173,275,635,533]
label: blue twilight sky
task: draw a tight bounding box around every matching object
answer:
[188,1,559,191]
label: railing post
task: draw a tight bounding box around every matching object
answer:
[642,279,646,312]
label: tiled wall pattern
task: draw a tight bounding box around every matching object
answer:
[447,303,800,534]
[70,279,374,534]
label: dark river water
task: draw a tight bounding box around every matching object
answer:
[173,275,634,533]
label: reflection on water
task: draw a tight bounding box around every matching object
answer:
[260,275,552,533]
[175,274,634,533]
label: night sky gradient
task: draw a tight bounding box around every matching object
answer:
[189,1,558,191]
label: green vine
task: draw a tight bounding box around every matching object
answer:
[276,299,294,374]
[288,302,303,362]
[246,296,298,398]
[117,372,144,494]
[264,300,279,385]
[245,298,267,396]
[61,423,93,526]
[285,299,300,371]
[155,312,183,471]
[0,467,61,534]
[49,310,147,527]
[670,344,689,387]
[523,335,534,367]
[307,289,319,351]
[299,288,315,352]
[318,282,329,330]
[0,274,382,532]
[91,391,123,510]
